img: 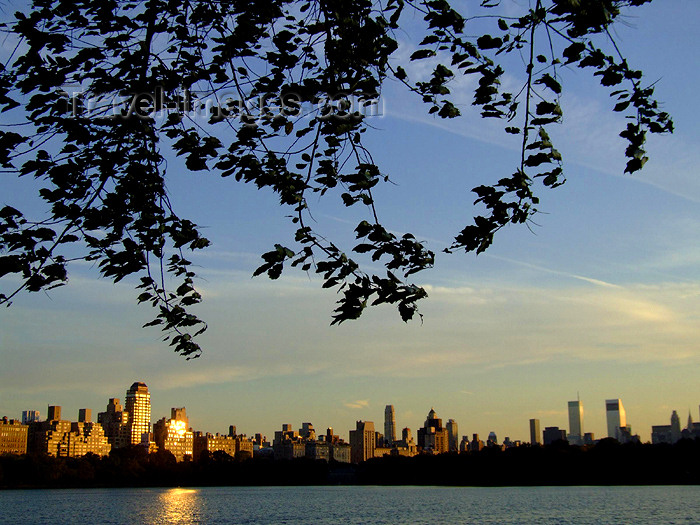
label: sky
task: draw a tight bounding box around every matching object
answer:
[1,1,699,444]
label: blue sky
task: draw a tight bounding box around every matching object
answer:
[1,1,699,444]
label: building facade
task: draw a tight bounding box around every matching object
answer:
[305,441,330,461]
[529,419,541,445]
[469,433,484,452]
[417,408,449,454]
[652,410,700,444]
[29,406,110,457]
[543,426,567,445]
[487,431,498,447]
[605,399,627,441]
[69,420,112,457]
[329,443,352,463]
[21,410,40,425]
[384,405,396,446]
[349,420,376,464]
[568,400,584,445]
[193,432,236,459]
[153,407,193,461]
[98,398,128,449]
[0,417,28,455]
[273,440,306,460]
[299,422,316,440]
[446,419,459,452]
[124,382,152,447]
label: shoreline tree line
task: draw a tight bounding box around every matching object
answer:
[2,438,699,489]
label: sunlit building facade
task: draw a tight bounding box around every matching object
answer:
[568,400,584,445]
[606,399,627,441]
[154,407,193,462]
[124,382,152,447]
[29,406,110,457]
[33,418,72,456]
[69,421,112,457]
[0,417,28,455]
[193,432,236,460]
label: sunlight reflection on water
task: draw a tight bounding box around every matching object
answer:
[144,488,201,524]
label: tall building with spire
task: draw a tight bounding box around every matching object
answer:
[568,399,584,445]
[652,409,700,444]
[384,405,396,446]
[124,382,151,446]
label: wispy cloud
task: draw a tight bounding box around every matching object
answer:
[150,362,331,391]
[481,254,624,289]
[384,39,700,204]
[344,399,370,409]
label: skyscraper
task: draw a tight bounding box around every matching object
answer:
[529,419,541,445]
[124,382,151,446]
[417,408,449,453]
[568,400,584,445]
[299,422,316,440]
[605,399,627,440]
[21,410,40,425]
[47,405,61,421]
[671,410,682,442]
[543,426,567,445]
[384,405,396,446]
[446,419,459,452]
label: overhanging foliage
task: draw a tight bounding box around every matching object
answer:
[0,0,673,357]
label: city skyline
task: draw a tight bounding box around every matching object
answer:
[1,3,699,444]
[5,381,699,445]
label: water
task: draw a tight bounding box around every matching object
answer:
[1,485,698,524]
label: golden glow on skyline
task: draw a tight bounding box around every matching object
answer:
[171,419,187,437]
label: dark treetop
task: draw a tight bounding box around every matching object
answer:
[0,0,672,357]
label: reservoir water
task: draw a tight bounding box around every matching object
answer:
[1,485,698,524]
